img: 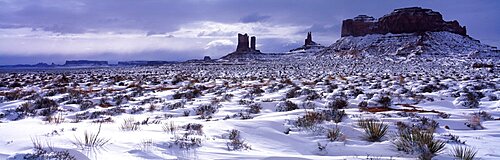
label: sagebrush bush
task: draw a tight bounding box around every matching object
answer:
[194,104,218,119]
[296,112,325,129]
[325,99,348,110]
[322,109,346,123]
[28,137,76,160]
[246,103,262,114]
[276,100,299,112]
[184,123,204,135]
[226,129,251,151]
[377,96,392,108]
[79,100,94,111]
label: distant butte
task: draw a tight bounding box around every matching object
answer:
[341,7,467,37]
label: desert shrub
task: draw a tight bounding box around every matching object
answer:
[450,145,478,160]
[238,99,254,105]
[171,133,202,150]
[358,101,368,108]
[120,117,140,131]
[44,113,65,124]
[26,138,76,160]
[296,112,325,129]
[194,104,219,119]
[398,116,439,133]
[420,85,441,93]
[34,97,59,116]
[377,96,392,108]
[72,123,110,149]
[276,100,299,112]
[16,97,59,117]
[248,86,265,95]
[285,87,301,98]
[163,101,185,110]
[393,128,446,160]
[325,99,348,110]
[456,90,481,108]
[162,121,177,134]
[465,115,484,130]
[79,100,94,111]
[321,109,346,123]
[300,101,316,109]
[358,119,388,142]
[183,123,204,135]
[327,126,343,142]
[246,103,262,114]
[304,89,321,100]
[112,95,127,106]
[221,93,234,101]
[172,89,202,100]
[226,129,251,151]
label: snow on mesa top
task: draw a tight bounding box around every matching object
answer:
[320,7,499,57]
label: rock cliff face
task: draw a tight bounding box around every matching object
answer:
[341,7,467,37]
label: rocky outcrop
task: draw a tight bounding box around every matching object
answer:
[290,32,324,52]
[221,33,262,59]
[341,7,467,37]
[234,33,260,53]
[203,56,212,61]
[320,7,498,57]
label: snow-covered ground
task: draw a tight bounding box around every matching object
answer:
[0,56,499,159]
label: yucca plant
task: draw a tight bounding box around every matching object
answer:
[359,119,388,142]
[393,128,446,160]
[450,145,478,160]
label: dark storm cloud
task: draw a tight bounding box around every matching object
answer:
[0,0,499,65]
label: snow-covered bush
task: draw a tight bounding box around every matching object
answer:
[194,104,219,119]
[246,103,262,114]
[275,100,298,112]
[226,129,251,151]
[325,99,348,110]
[295,112,325,129]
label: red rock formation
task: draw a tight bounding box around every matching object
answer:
[341,7,467,37]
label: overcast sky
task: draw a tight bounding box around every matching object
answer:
[0,0,499,65]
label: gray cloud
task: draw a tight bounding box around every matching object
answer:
[0,0,499,64]
[240,13,271,23]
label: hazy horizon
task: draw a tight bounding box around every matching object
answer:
[1,0,499,65]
